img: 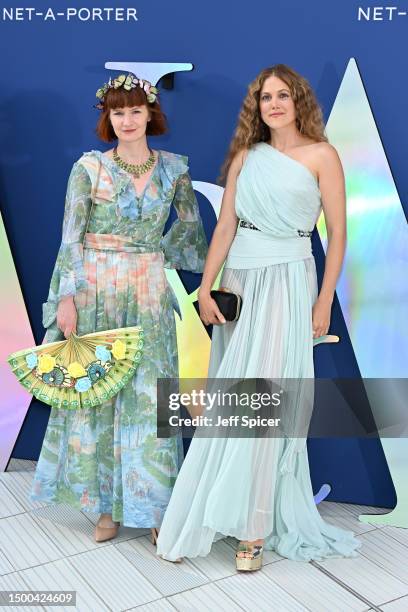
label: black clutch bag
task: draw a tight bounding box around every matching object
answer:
[210,288,242,322]
[193,287,242,323]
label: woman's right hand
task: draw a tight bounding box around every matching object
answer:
[57,295,78,338]
[198,290,226,326]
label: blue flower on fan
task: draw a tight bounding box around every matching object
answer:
[25,353,38,369]
[75,376,92,393]
[95,345,111,363]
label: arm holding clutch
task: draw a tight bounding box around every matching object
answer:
[198,150,247,326]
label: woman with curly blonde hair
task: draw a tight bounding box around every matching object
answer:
[157,64,361,569]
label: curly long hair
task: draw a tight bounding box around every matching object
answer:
[220,64,327,182]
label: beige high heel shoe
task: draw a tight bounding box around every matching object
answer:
[151,527,159,545]
[94,515,120,543]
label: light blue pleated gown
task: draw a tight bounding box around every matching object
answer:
[156,142,361,561]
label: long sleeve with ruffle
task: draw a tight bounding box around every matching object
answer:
[42,162,92,328]
[161,170,208,272]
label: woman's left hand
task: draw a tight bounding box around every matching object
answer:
[312,296,332,338]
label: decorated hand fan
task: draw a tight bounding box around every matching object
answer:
[8,326,144,409]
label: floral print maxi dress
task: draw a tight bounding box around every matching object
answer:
[30,150,208,527]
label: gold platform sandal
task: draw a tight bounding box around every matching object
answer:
[236,541,264,571]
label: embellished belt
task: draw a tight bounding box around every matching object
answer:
[239,219,260,231]
[238,219,312,237]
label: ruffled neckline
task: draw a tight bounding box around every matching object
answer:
[88,149,162,200]
[80,148,188,220]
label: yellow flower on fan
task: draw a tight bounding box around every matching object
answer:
[67,362,87,378]
[112,339,126,360]
[37,354,56,374]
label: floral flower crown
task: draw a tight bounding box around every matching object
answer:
[95,73,159,109]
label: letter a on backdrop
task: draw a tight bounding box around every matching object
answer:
[319,58,408,526]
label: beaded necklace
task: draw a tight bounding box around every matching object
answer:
[113,147,156,178]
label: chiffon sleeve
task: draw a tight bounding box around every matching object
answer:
[161,171,208,272]
[42,162,92,329]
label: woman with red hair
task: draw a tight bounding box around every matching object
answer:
[30,73,208,544]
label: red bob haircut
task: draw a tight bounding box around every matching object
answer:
[96,86,167,142]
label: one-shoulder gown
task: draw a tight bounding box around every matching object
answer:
[156,142,361,561]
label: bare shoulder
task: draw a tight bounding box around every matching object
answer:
[313,141,340,162]
[308,142,343,181]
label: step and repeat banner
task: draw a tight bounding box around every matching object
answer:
[1,1,407,521]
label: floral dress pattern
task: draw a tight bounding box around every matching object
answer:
[30,149,208,527]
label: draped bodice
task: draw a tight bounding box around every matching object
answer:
[226,142,322,269]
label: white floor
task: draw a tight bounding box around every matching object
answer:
[1,459,407,612]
